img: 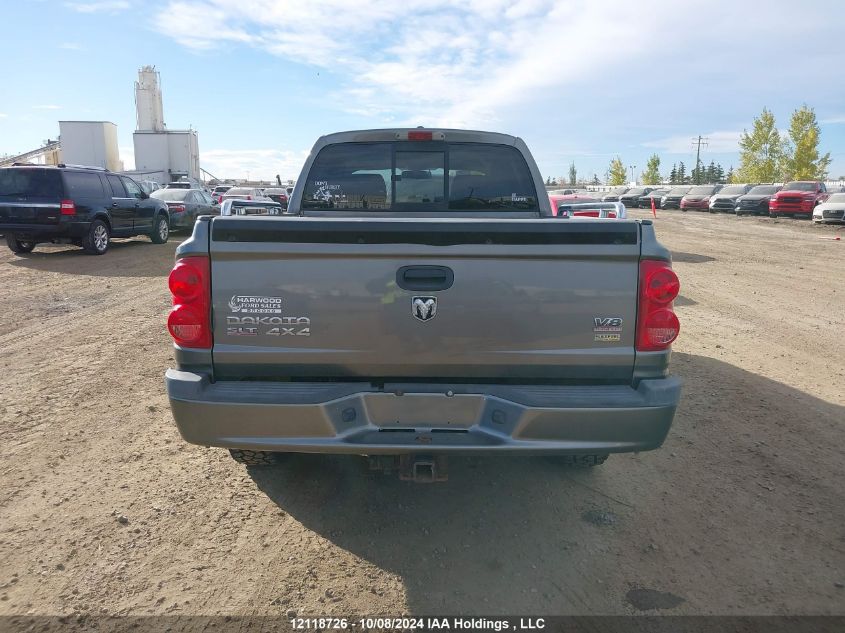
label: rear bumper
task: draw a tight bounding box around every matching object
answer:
[0,222,90,239]
[165,370,682,455]
[169,212,194,229]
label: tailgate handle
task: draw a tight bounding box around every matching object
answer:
[396,265,454,291]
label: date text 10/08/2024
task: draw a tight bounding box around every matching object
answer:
[290,618,546,631]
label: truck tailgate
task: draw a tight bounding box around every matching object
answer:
[208,217,641,382]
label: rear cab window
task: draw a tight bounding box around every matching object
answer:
[301,142,538,212]
[0,168,64,199]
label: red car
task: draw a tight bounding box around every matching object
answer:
[548,193,626,219]
[263,187,289,208]
[548,193,598,217]
[768,181,828,217]
[680,185,722,211]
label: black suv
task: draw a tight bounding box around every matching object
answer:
[0,164,170,255]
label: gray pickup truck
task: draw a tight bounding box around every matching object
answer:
[165,128,681,480]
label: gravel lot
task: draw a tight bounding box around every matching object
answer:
[0,211,843,621]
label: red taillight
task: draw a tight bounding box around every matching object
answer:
[636,260,680,352]
[573,210,600,217]
[408,131,433,141]
[167,256,211,349]
[246,195,252,200]
[169,204,186,213]
[60,199,76,215]
[643,267,680,304]
[167,306,205,344]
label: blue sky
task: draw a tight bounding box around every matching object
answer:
[2,0,845,182]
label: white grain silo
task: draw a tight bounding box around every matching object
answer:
[130,65,201,184]
[135,65,165,132]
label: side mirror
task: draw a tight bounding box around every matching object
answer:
[140,191,149,199]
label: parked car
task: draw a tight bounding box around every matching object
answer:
[165,178,206,191]
[263,187,289,208]
[812,193,845,224]
[637,188,669,208]
[0,164,170,255]
[769,181,829,218]
[554,201,628,219]
[680,185,723,212]
[660,187,690,209]
[151,188,217,230]
[138,179,161,195]
[601,187,629,202]
[165,128,681,476]
[286,186,294,198]
[548,193,599,216]
[211,185,234,203]
[708,184,753,213]
[618,187,654,207]
[220,187,272,202]
[548,188,577,195]
[735,185,781,216]
[219,199,285,216]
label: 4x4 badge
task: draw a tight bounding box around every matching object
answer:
[412,296,437,322]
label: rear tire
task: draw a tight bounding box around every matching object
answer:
[6,234,36,254]
[150,213,169,244]
[559,454,609,468]
[229,449,282,466]
[82,219,110,255]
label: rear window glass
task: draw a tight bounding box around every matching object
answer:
[64,172,105,199]
[151,189,190,201]
[301,142,538,211]
[0,168,63,198]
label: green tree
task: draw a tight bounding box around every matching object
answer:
[735,107,786,183]
[591,174,600,186]
[641,154,661,185]
[783,104,831,180]
[568,162,577,187]
[669,164,678,184]
[608,157,627,186]
[726,166,735,183]
[677,161,687,184]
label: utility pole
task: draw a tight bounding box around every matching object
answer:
[630,165,636,184]
[691,135,709,184]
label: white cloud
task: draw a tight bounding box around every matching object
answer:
[32,105,62,110]
[149,0,845,173]
[65,0,130,12]
[821,116,845,124]
[151,0,666,127]
[200,148,309,182]
[642,131,743,154]
[0,113,7,119]
[59,42,84,50]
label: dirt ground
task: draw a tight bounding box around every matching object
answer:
[0,211,843,621]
